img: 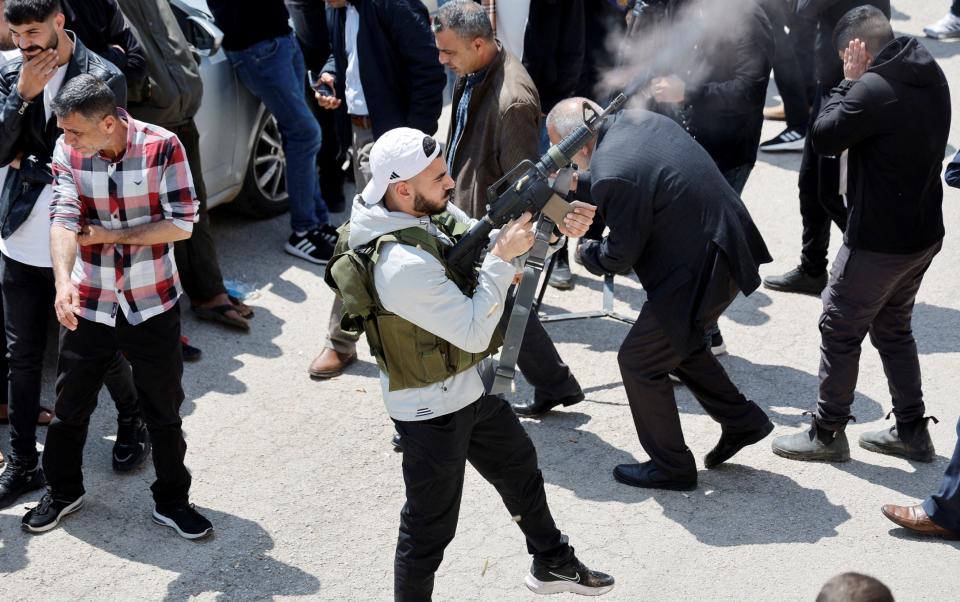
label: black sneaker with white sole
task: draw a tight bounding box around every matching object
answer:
[0,461,46,509]
[153,503,213,540]
[709,331,727,356]
[285,228,335,265]
[113,417,151,473]
[22,492,84,534]
[525,556,615,596]
[759,126,806,152]
[317,223,341,247]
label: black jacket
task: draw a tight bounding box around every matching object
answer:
[522,0,585,114]
[577,111,772,355]
[798,0,890,88]
[286,0,331,74]
[811,37,951,255]
[63,0,146,94]
[207,0,292,52]
[0,36,127,237]
[677,0,773,172]
[322,0,445,144]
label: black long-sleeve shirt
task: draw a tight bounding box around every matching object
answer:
[63,0,146,94]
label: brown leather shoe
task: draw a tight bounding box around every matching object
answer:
[308,348,357,380]
[882,504,960,540]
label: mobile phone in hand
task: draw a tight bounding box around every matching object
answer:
[308,70,335,98]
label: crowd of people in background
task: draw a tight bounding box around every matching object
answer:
[0,0,957,599]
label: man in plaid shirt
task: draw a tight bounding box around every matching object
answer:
[21,74,212,539]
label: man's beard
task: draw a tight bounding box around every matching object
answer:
[20,28,58,56]
[413,189,452,216]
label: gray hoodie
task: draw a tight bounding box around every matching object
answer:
[348,198,516,421]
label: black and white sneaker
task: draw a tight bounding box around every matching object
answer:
[153,503,214,540]
[759,126,806,153]
[709,331,727,356]
[284,228,335,265]
[525,556,614,596]
[317,223,341,247]
[21,492,84,534]
[0,461,46,509]
[113,417,151,473]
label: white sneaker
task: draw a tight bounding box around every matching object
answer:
[924,12,960,39]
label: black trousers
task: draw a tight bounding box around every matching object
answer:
[617,266,769,478]
[798,90,848,276]
[171,119,227,303]
[925,416,960,534]
[954,0,960,17]
[767,0,814,130]
[393,394,572,601]
[815,242,940,428]
[722,163,754,196]
[2,255,138,467]
[43,305,191,507]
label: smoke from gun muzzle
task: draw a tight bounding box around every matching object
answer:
[600,0,766,106]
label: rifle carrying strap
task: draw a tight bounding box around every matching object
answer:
[490,215,558,395]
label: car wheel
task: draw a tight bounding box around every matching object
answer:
[234,112,290,218]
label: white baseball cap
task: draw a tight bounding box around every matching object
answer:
[360,127,441,205]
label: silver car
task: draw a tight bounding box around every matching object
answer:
[166,0,289,217]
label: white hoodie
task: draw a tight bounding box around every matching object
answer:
[348,197,516,422]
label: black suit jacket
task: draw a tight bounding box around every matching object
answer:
[322,0,444,145]
[578,110,772,355]
[0,35,127,238]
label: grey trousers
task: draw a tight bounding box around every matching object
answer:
[816,241,941,427]
[325,123,375,355]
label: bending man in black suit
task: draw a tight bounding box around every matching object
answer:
[546,100,774,491]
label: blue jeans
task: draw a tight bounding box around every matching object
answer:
[226,34,328,232]
[924,417,960,534]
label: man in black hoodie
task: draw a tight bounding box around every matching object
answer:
[772,6,951,463]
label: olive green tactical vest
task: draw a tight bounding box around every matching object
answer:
[326,213,502,392]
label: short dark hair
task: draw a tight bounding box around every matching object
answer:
[51,74,117,121]
[833,5,894,58]
[433,0,494,41]
[4,0,61,26]
[816,573,895,602]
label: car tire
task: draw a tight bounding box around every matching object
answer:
[233,112,290,218]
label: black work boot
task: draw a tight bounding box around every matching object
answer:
[772,416,851,462]
[859,414,938,462]
[762,265,827,296]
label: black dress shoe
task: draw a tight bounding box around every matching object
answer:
[762,266,827,296]
[704,420,774,468]
[510,392,585,417]
[613,461,696,491]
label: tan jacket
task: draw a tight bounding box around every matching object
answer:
[446,49,541,219]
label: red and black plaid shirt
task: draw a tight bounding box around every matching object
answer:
[50,109,199,326]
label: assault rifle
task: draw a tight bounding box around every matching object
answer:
[445,93,627,395]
